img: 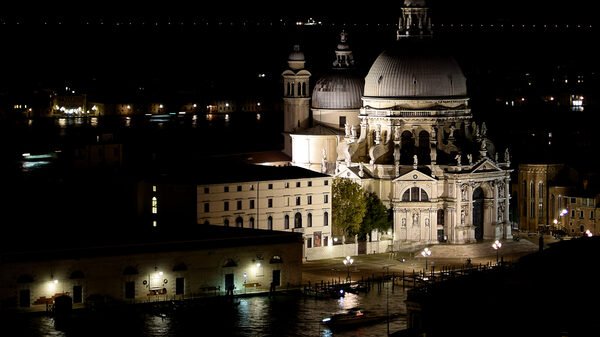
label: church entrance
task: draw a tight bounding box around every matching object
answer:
[472,187,484,241]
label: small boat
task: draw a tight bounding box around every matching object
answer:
[321,307,390,330]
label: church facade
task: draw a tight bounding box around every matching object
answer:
[285,0,513,247]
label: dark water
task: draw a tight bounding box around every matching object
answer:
[6,286,408,337]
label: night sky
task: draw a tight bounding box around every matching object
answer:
[0,0,594,22]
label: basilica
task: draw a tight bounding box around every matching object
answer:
[283,0,512,247]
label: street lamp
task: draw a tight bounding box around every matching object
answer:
[343,256,354,282]
[421,247,431,271]
[492,239,502,264]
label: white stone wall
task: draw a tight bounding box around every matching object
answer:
[1,241,302,312]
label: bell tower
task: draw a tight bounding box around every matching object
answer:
[281,45,311,156]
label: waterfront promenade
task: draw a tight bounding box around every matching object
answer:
[301,238,540,285]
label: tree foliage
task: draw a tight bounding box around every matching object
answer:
[359,191,391,240]
[332,177,366,238]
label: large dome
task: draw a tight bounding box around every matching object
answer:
[312,72,364,109]
[364,41,467,98]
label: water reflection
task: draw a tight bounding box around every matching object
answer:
[6,284,408,337]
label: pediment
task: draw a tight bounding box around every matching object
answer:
[393,169,436,182]
[471,158,502,173]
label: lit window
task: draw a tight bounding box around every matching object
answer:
[153,220,157,227]
[152,185,157,192]
[152,197,158,214]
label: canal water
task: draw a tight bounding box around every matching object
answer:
[6,284,408,337]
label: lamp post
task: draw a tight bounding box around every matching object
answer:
[492,239,502,264]
[421,247,431,271]
[343,256,354,282]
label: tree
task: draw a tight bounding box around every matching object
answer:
[359,191,391,241]
[332,177,366,240]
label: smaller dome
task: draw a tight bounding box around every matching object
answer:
[312,72,364,109]
[288,44,305,61]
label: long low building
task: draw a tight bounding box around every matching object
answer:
[0,225,303,313]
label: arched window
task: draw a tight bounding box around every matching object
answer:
[297,82,301,97]
[302,82,307,96]
[294,212,302,228]
[307,213,312,227]
[324,212,329,226]
[402,187,429,202]
[249,217,255,229]
[270,255,283,264]
[172,263,187,271]
[223,259,237,267]
[123,266,138,275]
[400,131,415,165]
[236,216,243,228]
[17,274,34,284]
[268,216,273,230]
[69,270,85,279]
[284,214,290,229]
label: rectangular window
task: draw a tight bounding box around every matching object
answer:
[306,237,312,248]
[237,200,242,210]
[224,201,229,211]
[591,211,595,219]
[204,187,209,194]
[324,236,329,247]
[237,185,242,192]
[285,182,289,188]
[308,181,312,187]
[268,183,273,190]
[296,182,301,188]
[153,220,157,227]
[339,116,346,128]
[324,180,329,186]
[224,186,229,193]
[152,185,157,192]
[580,211,584,219]
[250,200,255,209]
[268,199,273,208]
[125,282,135,299]
[571,197,576,203]
[296,196,301,206]
[19,289,30,308]
[307,195,312,205]
[204,203,210,213]
[324,194,329,204]
[176,278,184,295]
